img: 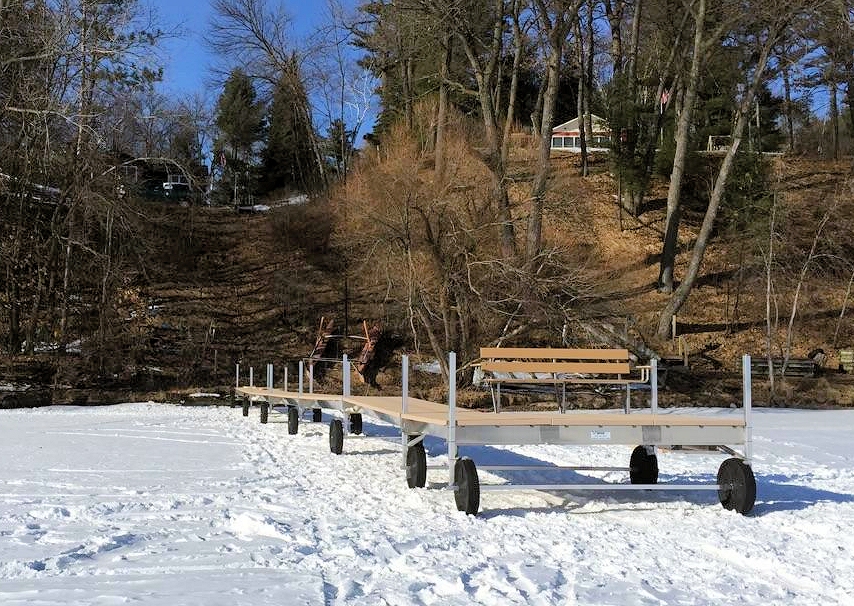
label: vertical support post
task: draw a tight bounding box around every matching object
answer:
[298,360,304,396]
[651,357,658,414]
[624,384,631,414]
[249,367,254,387]
[343,354,351,397]
[496,383,501,413]
[447,351,457,487]
[309,362,314,394]
[742,354,753,465]
[284,366,288,392]
[235,363,240,388]
[401,354,409,468]
[266,363,273,389]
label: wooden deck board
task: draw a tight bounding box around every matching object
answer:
[237,387,341,401]
[237,387,744,429]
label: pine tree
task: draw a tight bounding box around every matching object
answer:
[213,69,264,205]
[260,67,322,195]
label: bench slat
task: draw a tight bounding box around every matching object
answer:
[480,347,629,360]
[481,361,631,374]
[483,377,639,385]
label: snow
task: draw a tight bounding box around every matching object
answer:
[1,403,853,605]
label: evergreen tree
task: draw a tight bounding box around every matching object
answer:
[213,69,264,205]
[325,118,356,177]
[260,66,322,194]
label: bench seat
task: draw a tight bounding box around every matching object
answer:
[479,347,652,412]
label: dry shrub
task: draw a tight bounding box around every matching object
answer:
[331,113,502,364]
[329,106,614,368]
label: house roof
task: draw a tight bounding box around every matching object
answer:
[552,113,609,133]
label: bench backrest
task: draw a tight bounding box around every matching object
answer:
[480,347,631,375]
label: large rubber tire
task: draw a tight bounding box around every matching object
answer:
[260,402,269,424]
[406,440,427,488]
[242,399,249,417]
[454,458,480,515]
[287,406,299,435]
[629,445,659,484]
[717,458,756,514]
[349,413,363,435]
[312,408,322,423]
[329,419,344,455]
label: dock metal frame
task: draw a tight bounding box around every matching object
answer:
[234,353,757,515]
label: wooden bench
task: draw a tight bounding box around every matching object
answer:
[478,347,652,412]
[750,357,816,378]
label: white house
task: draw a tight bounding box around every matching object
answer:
[551,114,611,152]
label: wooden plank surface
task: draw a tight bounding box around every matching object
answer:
[480,347,629,360]
[236,386,341,401]
[237,387,744,429]
[480,361,631,374]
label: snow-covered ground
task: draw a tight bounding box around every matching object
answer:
[1,403,853,605]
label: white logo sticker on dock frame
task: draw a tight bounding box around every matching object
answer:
[590,430,611,441]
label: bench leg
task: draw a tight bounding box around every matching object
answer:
[624,384,631,414]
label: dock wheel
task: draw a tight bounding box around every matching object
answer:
[242,399,249,417]
[312,409,322,422]
[329,419,344,455]
[629,446,659,484]
[287,406,299,435]
[349,413,363,435]
[260,402,269,424]
[454,458,480,515]
[717,458,756,514]
[406,440,427,488]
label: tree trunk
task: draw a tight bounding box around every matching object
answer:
[6,263,21,355]
[765,195,777,394]
[658,0,705,293]
[501,0,523,166]
[531,73,546,137]
[782,61,795,152]
[576,23,588,177]
[435,36,452,184]
[627,0,642,85]
[845,56,854,137]
[604,0,625,74]
[829,75,839,160]
[458,1,517,259]
[527,36,564,262]
[656,35,776,338]
[527,0,580,263]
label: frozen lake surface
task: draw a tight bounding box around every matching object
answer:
[1,403,853,605]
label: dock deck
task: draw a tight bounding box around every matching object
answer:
[233,353,756,515]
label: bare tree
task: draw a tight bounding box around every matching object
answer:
[527,0,584,263]
[656,0,813,337]
[420,0,519,259]
[208,0,327,187]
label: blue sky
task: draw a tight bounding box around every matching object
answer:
[150,0,331,99]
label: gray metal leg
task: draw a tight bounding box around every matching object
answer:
[447,352,457,487]
[743,354,753,466]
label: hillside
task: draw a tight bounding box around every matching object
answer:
[3,155,854,407]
